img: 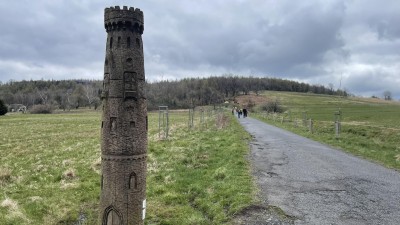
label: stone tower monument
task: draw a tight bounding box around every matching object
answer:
[100,6,147,225]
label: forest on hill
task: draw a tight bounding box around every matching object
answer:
[0,75,348,111]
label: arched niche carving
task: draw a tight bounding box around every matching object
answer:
[127,37,131,48]
[129,172,138,190]
[102,206,123,225]
[110,117,117,134]
[136,38,141,48]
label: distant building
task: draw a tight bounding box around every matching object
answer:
[8,104,26,113]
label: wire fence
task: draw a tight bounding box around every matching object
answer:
[252,110,344,138]
[155,106,226,140]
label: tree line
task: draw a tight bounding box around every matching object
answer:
[0,75,347,112]
[0,79,102,112]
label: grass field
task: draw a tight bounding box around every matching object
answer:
[250,91,400,170]
[0,109,254,224]
[2,91,398,224]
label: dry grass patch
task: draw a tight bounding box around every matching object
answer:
[216,113,230,129]
[60,168,79,189]
[62,168,77,180]
[0,167,12,185]
[91,157,102,174]
[236,94,268,107]
[1,198,29,222]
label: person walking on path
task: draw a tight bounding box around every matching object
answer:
[243,108,248,118]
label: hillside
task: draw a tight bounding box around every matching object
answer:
[245,91,400,170]
[0,76,346,112]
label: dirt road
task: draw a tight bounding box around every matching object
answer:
[237,117,400,225]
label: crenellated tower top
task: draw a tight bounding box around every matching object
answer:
[104,6,144,34]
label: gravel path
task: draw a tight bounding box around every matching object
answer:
[235,117,400,225]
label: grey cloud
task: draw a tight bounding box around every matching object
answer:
[345,70,399,97]
[142,0,347,78]
[0,0,399,99]
[0,1,105,67]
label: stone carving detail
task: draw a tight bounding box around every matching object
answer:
[110,117,117,134]
[130,121,136,134]
[103,206,123,225]
[126,58,133,65]
[136,38,141,48]
[102,73,110,99]
[129,172,138,190]
[124,72,137,100]
[126,58,134,71]
[101,154,146,161]
[125,104,135,111]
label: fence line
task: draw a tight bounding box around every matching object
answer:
[153,106,226,140]
[158,106,169,139]
[254,110,342,138]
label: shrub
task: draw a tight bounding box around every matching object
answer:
[30,104,53,114]
[0,99,7,116]
[246,99,256,112]
[261,99,285,113]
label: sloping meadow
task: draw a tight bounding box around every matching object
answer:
[252,91,400,170]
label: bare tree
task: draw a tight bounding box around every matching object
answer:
[71,85,86,109]
[383,90,392,100]
[84,84,97,109]
[65,89,73,111]
[328,83,334,94]
[36,88,49,105]
[252,77,262,96]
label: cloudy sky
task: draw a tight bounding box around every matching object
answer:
[0,0,399,99]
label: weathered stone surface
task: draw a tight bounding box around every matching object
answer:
[100,5,147,225]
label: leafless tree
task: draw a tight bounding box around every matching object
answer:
[84,84,97,109]
[36,88,49,105]
[328,83,334,93]
[383,90,392,100]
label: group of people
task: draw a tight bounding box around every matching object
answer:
[232,107,248,118]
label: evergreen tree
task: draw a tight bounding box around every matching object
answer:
[0,99,7,116]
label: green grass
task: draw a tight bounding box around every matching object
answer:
[0,109,254,224]
[0,112,101,224]
[146,110,254,224]
[253,91,400,170]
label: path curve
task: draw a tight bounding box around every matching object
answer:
[238,117,400,225]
